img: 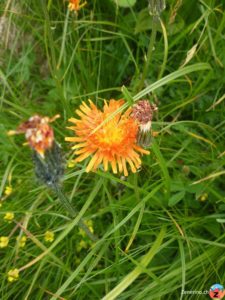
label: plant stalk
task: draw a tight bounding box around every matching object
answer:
[53,184,98,242]
[138,15,158,91]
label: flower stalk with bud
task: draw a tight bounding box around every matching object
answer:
[138,0,166,91]
[9,115,97,242]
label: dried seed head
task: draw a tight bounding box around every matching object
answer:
[131,100,158,148]
[148,0,166,17]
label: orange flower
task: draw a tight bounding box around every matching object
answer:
[68,0,87,11]
[8,115,60,157]
[65,99,149,176]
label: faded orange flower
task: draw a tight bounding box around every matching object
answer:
[68,0,87,11]
[65,99,149,176]
[8,115,60,157]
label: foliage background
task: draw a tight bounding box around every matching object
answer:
[0,0,225,299]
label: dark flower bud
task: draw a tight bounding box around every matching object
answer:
[33,142,65,188]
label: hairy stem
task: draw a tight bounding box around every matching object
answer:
[53,184,98,242]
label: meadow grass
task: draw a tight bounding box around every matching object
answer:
[0,0,225,299]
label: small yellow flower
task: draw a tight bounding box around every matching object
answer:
[4,212,14,222]
[7,269,19,282]
[199,193,208,202]
[67,160,76,168]
[17,236,27,248]
[4,186,12,196]
[0,236,9,248]
[44,231,54,242]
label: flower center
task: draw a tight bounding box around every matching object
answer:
[97,123,124,147]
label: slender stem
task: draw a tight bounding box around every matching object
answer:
[138,15,158,92]
[53,184,98,242]
[158,17,168,80]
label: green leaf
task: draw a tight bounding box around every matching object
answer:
[168,191,185,207]
[113,0,136,8]
[135,8,184,35]
[135,8,162,34]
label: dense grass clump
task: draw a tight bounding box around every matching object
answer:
[0,0,225,299]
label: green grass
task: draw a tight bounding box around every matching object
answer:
[1,0,225,299]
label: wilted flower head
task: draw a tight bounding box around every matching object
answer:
[131,100,158,147]
[68,0,87,11]
[65,99,149,176]
[8,115,60,157]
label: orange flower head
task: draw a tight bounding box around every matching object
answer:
[65,99,149,176]
[8,115,60,157]
[68,0,87,11]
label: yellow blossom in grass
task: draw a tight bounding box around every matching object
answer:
[4,212,14,222]
[65,99,149,176]
[67,160,76,168]
[199,193,208,202]
[0,236,9,248]
[17,236,27,248]
[4,186,12,196]
[44,231,54,242]
[7,269,19,282]
[68,0,87,11]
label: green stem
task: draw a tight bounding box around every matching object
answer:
[157,17,168,80]
[53,184,98,242]
[138,15,158,91]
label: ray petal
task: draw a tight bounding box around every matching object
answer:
[111,159,117,174]
[65,137,84,142]
[65,136,84,142]
[93,154,103,171]
[75,150,93,162]
[76,109,86,118]
[103,157,109,171]
[68,117,80,124]
[86,153,99,172]
[117,156,123,173]
[126,157,136,173]
[122,158,128,177]
[133,145,150,155]
[71,142,88,149]
[75,147,89,155]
